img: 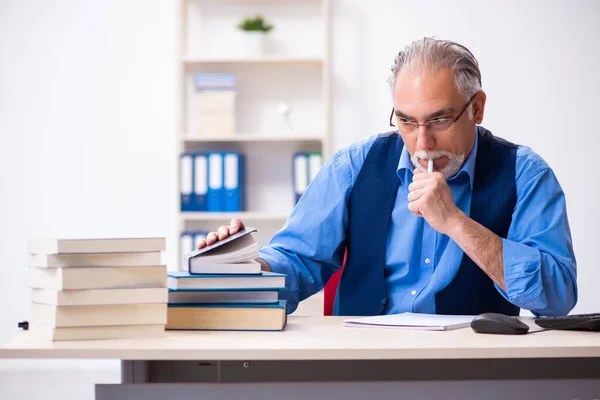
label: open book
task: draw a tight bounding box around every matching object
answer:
[343,312,475,331]
[184,228,259,274]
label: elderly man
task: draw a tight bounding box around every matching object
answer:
[198,37,577,317]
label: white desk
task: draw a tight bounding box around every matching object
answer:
[2,316,600,399]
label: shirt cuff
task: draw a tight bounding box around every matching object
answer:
[496,238,547,311]
[258,246,299,314]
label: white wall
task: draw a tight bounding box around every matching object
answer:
[1,0,599,353]
[0,0,178,346]
[332,0,600,315]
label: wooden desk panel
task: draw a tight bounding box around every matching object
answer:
[2,316,599,361]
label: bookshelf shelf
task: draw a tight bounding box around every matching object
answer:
[182,56,324,65]
[181,212,290,221]
[182,134,324,143]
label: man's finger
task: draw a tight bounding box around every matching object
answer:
[229,218,244,234]
[407,200,422,216]
[408,180,428,192]
[197,239,206,249]
[407,189,421,202]
[217,226,230,240]
[206,232,219,245]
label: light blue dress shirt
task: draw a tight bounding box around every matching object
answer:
[259,129,577,316]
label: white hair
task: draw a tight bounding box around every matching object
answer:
[388,37,481,119]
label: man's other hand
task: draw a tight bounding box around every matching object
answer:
[407,169,465,235]
[196,218,245,249]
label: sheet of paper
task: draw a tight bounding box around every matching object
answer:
[343,312,475,331]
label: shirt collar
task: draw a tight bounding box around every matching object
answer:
[397,126,478,189]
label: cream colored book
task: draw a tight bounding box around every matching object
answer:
[188,260,261,275]
[195,90,235,112]
[29,266,167,290]
[29,323,165,341]
[196,112,235,136]
[28,237,166,254]
[166,300,287,331]
[31,287,168,306]
[28,252,162,268]
[185,228,258,267]
[31,303,167,327]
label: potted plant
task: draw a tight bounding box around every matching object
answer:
[236,15,274,56]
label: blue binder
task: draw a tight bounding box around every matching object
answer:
[207,152,224,212]
[193,153,208,211]
[223,152,245,212]
[180,153,194,212]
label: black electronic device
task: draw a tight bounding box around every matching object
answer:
[470,313,530,335]
[534,313,600,331]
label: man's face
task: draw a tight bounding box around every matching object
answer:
[392,67,484,177]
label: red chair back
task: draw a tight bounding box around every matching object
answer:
[323,251,346,316]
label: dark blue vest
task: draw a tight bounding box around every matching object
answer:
[334,126,520,316]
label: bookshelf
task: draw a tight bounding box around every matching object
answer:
[182,133,325,143]
[176,0,331,267]
[181,211,289,222]
[182,56,325,64]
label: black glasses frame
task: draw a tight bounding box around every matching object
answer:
[389,92,479,129]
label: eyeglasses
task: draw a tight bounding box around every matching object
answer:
[389,92,479,134]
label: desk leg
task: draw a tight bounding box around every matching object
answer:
[96,361,151,400]
[120,361,149,384]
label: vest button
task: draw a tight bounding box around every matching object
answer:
[381,298,388,305]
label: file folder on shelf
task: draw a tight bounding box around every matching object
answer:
[180,153,194,212]
[207,152,224,212]
[223,152,245,212]
[293,152,309,204]
[193,153,208,211]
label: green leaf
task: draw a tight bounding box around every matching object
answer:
[237,15,274,33]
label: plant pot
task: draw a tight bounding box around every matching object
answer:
[238,31,266,57]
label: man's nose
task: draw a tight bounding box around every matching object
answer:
[415,125,435,151]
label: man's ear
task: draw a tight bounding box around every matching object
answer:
[473,91,487,124]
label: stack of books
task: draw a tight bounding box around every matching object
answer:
[27,237,168,341]
[167,228,287,331]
